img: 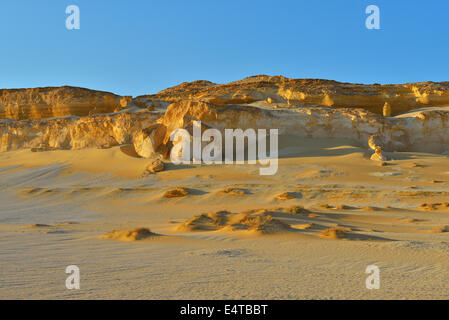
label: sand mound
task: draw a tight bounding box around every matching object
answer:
[411,163,426,168]
[292,223,315,230]
[20,187,58,197]
[419,203,449,211]
[334,205,356,210]
[241,208,271,215]
[164,187,189,198]
[276,192,295,200]
[399,218,419,223]
[24,223,53,228]
[428,225,449,233]
[176,210,291,235]
[231,214,291,234]
[218,188,247,196]
[176,211,230,231]
[361,206,380,211]
[319,227,352,240]
[101,228,158,241]
[55,222,79,226]
[284,205,310,215]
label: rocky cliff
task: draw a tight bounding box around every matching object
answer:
[0,111,161,152]
[158,100,449,154]
[0,86,123,120]
[1,76,449,155]
[135,75,449,116]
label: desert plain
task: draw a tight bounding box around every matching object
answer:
[1,75,449,299]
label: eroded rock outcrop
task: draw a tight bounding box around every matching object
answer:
[383,102,392,117]
[160,100,449,154]
[133,124,167,158]
[2,76,449,155]
[136,75,449,116]
[0,111,160,152]
[0,86,123,120]
[2,97,449,154]
[370,147,388,161]
[368,134,385,151]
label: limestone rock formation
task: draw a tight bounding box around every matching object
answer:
[0,86,123,120]
[135,75,449,116]
[2,76,449,155]
[0,111,160,152]
[3,97,449,155]
[368,134,385,151]
[160,100,449,154]
[370,147,388,161]
[133,124,167,158]
[120,96,133,108]
[383,102,392,117]
[168,119,216,162]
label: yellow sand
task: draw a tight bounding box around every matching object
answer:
[2,137,449,299]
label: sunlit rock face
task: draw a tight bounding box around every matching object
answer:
[0,86,122,120]
[160,100,449,154]
[0,112,160,152]
[133,124,167,158]
[136,75,449,116]
[1,76,449,154]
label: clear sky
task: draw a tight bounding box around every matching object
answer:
[0,0,448,96]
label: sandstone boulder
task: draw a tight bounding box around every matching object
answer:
[146,158,164,173]
[133,124,167,158]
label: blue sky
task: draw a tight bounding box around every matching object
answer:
[0,0,448,96]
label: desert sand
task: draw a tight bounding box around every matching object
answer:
[1,138,449,299]
[1,76,449,299]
